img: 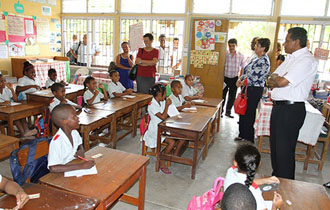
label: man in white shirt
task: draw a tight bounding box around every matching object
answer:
[77,34,100,66]
[170,38,182,73]
[157,34,170,74]
[267,27,318,180]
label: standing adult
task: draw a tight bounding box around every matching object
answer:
[236,38,271,143]
[77,34,100,66]
[115,42,134,89]
[222,38,245,118]
[157,34,169,74]
[275,42,285,68]
[135,33,159,94]
[69,34,79,64]
[267,27,318,179]
[170,38,182,73]
[246,37,258,65]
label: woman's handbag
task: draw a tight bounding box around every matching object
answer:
[129,48,144,80]
[234,79,248,115]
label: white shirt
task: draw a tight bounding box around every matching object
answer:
[0,87,13,102]
[170,48,182,70]
[108,81,126,98]
[77,43,100,64]
[182,83,197,98]
[143,98,166,148]
[17,76,41,100]
[45,78,59,89]
[0,174,2,183]
[271,47,318,102]
[224,166,267,210]
[158,46,170,67]
[49,97,78,112]
[48,128,82,168]
[83,89,104,104]
[169,93,185,107]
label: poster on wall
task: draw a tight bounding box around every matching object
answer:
[0,16,6,43]
[195,20,215,51]
[25,19,34,34]
[215,32,226,43]
[129,22,144,52]
[0,44,8,59]
[7,16,25,36]
[41,6,51,16]
[48,0,56,6]
[36,18,50,43]
[7,15,36,42]
[8,42,25,56]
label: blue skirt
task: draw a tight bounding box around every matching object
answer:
[117,68,133,89]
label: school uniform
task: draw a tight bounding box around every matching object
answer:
[0,174,2,183]
[224,166,267,210]
[0,87,13,102]
[182,83,197,99]
[108,81,126,98]
[49,97,78,112]
[143,98,166,148]
[17,76,41,100]
[45,78,59,89]
[48,128,82,168]
[169,93,185,107]
[83,89,104,104]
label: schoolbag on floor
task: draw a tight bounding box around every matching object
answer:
[187,177,225,210]
[10,137,51,186]
[35,108,52,138]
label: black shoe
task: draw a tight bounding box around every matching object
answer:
[324,182,330,188]
[225,113,234,118]
[234,137,242,141]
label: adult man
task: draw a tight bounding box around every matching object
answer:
[170,38,182,73]
[222,38,245,118]
[267,27,318,179]
[69,34,79,64]
[246,37,258,65]
[157,34,170,74]
[77,34,100,66]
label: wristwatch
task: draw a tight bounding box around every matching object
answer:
[139,61,142,64]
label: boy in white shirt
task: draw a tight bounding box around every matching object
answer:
[16,62,41,101]
[49,83,81,112]
[45,68,66,89]
[182,74,202,101]
[48,104,95,172]
[168,80,192,111]
[108,70,133,98]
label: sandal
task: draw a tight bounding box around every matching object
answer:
[160,167,172,174]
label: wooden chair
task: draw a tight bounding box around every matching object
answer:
[303,103,330,171]
[141,140,171,167]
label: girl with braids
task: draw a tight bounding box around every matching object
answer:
[16,61,41,101]
[224,143,283,210]
[83,76,108,105]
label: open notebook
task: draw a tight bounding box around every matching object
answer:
[64,166,98,177]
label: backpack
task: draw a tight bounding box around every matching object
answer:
[140,114,150,136]
[10,137,51,186]
[35,108,52,138]
[66,41,81,64]
[187,177,225,210]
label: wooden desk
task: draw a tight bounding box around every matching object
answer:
[0,134,19,159]
[40,146,150,210]
[193,98,223,132]
[156,108,214,179]
[26,84,84,104]
[78,109,115,151]
[0,183,98,210]
[88,100,137,148]
[0,102,46,136]
[113,93,153,136]
[263,178,330,210]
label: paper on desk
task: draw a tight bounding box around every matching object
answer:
[10,102,21,106]
[33,91,49,95]
[167,104,180,117]
[192,99,205,103]
[182,106,197,112]
[122,95,136,98]
[166,122,191,125]
[64,165,98,177]
[265,201,273,210]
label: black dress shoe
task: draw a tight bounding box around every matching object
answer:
[324,181,330,188]
[225,113,234,118]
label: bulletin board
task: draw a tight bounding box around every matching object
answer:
[7,15,37,43]
[188,18,229,99]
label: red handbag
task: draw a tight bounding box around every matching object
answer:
[234,79,248,115]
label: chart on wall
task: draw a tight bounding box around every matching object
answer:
[195,20,215,51]
[129,22,144,52]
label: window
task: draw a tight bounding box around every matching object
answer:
[62,0,115,13]
[63,18,114,67]
[120,18,185,74]
[281,0,327,16]
[232,0,273,16]
[121,0,186,13]
[193,0,230,14]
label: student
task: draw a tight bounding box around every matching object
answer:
[16,62,41,101]
[224,143,283,210]
[48,104,95,172]
[45,68,66,89]
[0,174,29,209]
[182,74,201,101]
[143,84,184,174]
[49,83,81,112]
[0,75,36,137]
[108,70,133,98]
[168,80,192,111]
[83,76,108,105]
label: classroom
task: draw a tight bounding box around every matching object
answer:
[0,0,329,209]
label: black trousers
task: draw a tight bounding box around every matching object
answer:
[238,86,264,142]
[222,76,238,114]
[270,103,306,179]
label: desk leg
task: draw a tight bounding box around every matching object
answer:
[82,126,90,151]
[191,137,198,179]
[217,109,220,133]
[155,126,161,172]
[203,122,211,160]
[111,116,117,149]
[133,104,138,137]
[138,164,147,210]
[8,116,14,136]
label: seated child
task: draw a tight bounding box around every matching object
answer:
[16,62,41,101]
[108,70,133,98]
[169,80,192,111]
[0,174,29,209]
[182,74,202,101]
[45,68,66,88]
[48,104,95,172]
[83,76,108,105]
[49,83,81,112]
[224,143,283,210]
[143,84,185,174]
[0,74,36,137]
[219,183,256,210]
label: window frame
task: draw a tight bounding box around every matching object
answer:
[120,0,187,14]
[280,0,329,17]
[62,0,116,14]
